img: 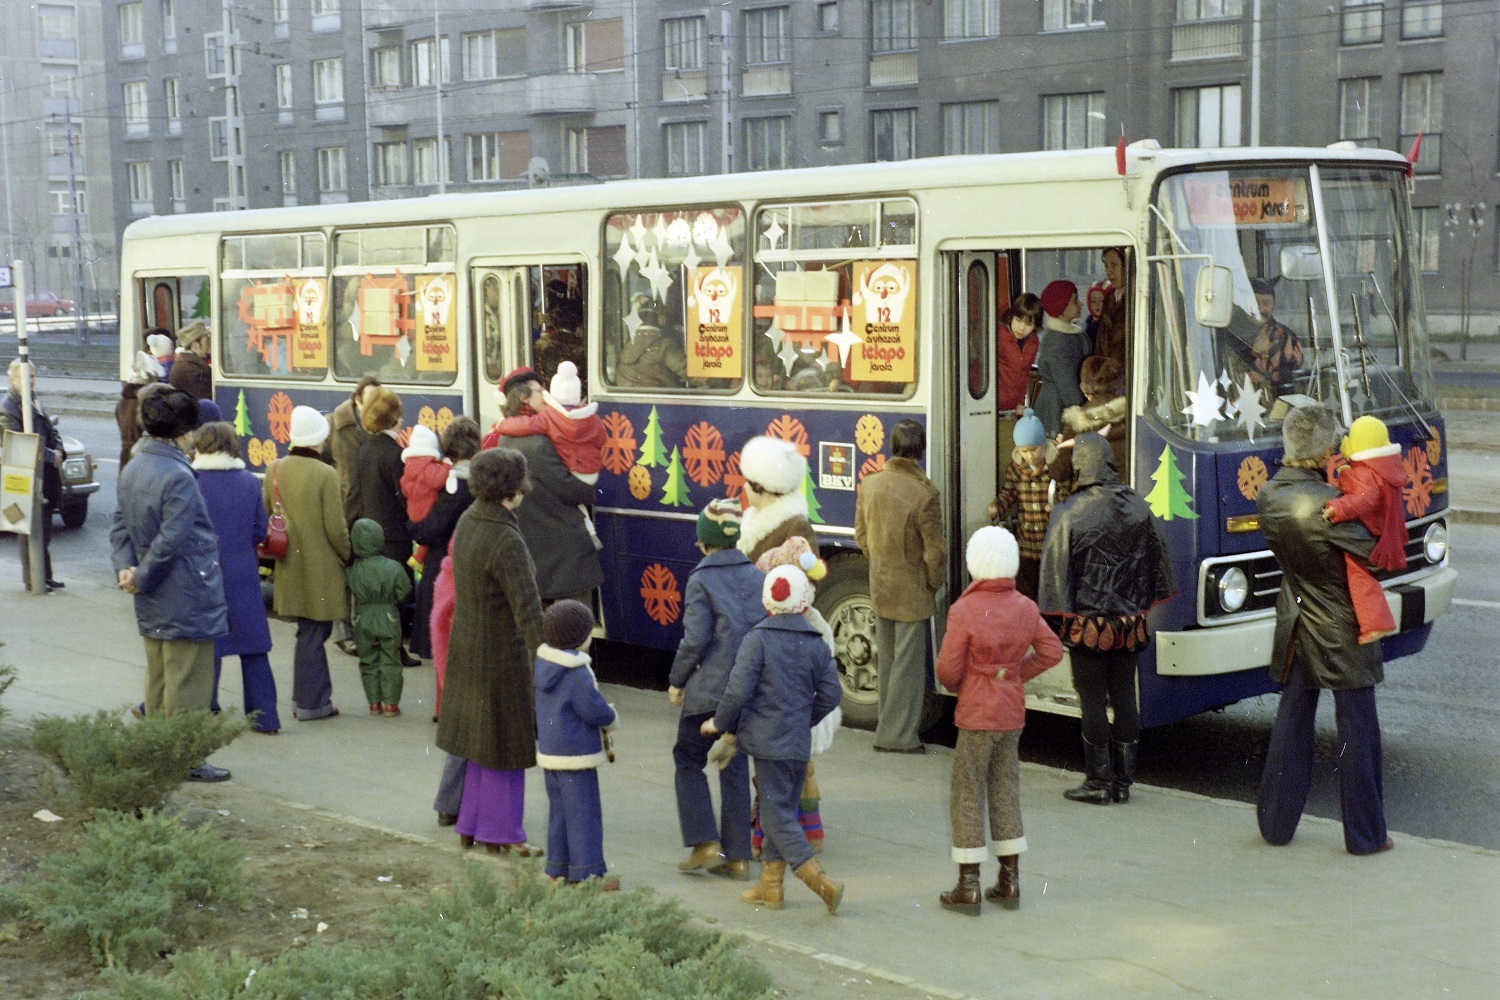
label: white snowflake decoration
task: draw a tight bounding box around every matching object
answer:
[776,336,802,376]
[651,216,669,248]
[628,215,647,246]
[611,236,637,280]
[1233,375,1267,441]
[709,228,735,267]
[665,218,692,246]
[1219,369,1239,420]
[823,308,863,366]
[1182,371,1225,427]
[761,212,784,249]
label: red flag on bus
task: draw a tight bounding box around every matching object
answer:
[1115,134,1128,176]
[1405,131,1425,177]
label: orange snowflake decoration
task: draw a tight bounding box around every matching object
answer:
[266,392,295,445]
[417,405,438,430]
[1426,427,1442,467]
[765,414,810,457]
[858,453,886,491]
[1237,455,1269,501]
[627,465,652,501]
[246,437,277,468]
[1403,445,1432,518]
[682,421,726,487]
[600,411,637,476]
[855,414,885,455]
[640,562,682,626]
[723,450,745,502]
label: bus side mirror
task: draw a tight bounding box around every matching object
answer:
[1194,266,1234,329]
[1280,245,1323,282]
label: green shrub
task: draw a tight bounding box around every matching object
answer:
[5,808,247,970]
[0,664,15,723]
[32,709,245,813]
[88,865,775,999]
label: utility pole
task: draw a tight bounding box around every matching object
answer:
[434,0,445,195]
[1,74,14,265]
[718,9,733,174]
[1249,0,1262,146]
[62,106,87,344]
[223,0,246,209]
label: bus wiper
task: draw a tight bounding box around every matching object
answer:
[1362,271,1435,439]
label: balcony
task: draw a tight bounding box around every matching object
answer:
[869,51,917,88]
[527,71,605,115]
[367,94,413,128]
[1171,17,1243,61]
[742,64,790,98]
[662,69,707,103]
[526,1,589,10]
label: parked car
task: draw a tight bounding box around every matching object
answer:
[54,423,98,529]
[0,292,77,318]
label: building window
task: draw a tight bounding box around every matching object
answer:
[280,151,297,195]
[205,32,226,77]
[1338,78,1381,147]
[664,121,705,175]
[820,110,842,144]
[942,101,1000,154]
[122,81,149,136]
[46,130,74,158]
[371,46,400,88]
[1402,0,1442,39]
[40,12,75,38]
[1175,0,1242,20]
[566,18,624,72]
[313,57,344,105]
[872,0,916,53]
[1413,206,1440,271]
[872,108,917,161]
[744,116,788,170]
[1400,72,1442,173]
[745,7,788,64]
[462,30,520,81]
[1043,0,1104,30]
[273,0,288,23]
[467,131,529,182]
[209,117,229,159]
[275,64,293,109]
[410,37,450,87]
[119,2,144,50]
[163,78,180,128]
[373,143,408,187]
[312,0,340,13]
[945,0,1000,38]
[49,184,86,216]
[412,138,450,186]
[161,0,176,40]
[818,3,839,32]
[45,72,75,98]
[168,159,184,207]
[1174,83,1241,148]
[1042,92,1105,149]
[663,16,705,70]
[1341,0,1383,44]
[127,162,152,212]
[317,146,347,194]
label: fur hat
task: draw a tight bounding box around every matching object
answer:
[739,435,806,496]
[549,360,583,407]
[129,351,164,385]
[402,423,441,462]
[763,564,814,616]
[195,398,222,429]
[1040,280,1077,318]
[501,366,540,395]
[176,320,209,349]
[361,386,402,433]
[696,497,743,549]
[753,535,827,582]
[542,599,594,651]
[1080,355,1124,397]
[1281,404,1340,464]
[288,405,331,448]
[147,333,174,358]
[1013,408,1046,448]
[966,526,1020,582]
[1341,415,1400,462]
[138,384,199,439]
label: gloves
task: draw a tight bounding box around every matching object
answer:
[667,686,684,707]
[706,733,737,771]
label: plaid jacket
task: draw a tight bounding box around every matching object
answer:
[992,445,1057,560]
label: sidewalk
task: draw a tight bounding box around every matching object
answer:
[0,578,1495,1000]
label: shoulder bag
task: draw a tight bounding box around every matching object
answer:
[258,460,290,559]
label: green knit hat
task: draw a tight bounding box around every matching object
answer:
[696,497,743,548]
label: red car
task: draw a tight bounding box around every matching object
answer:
[0,291,76,318]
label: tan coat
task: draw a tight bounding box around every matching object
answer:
[264,453,352,621]
[324,397,368,518]
[854,457,947,622]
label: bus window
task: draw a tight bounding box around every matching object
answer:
[602,206,745,392]
[750,198,918,397]
[966,259,990,400]
[137,274,210,347]
[219,233,327,379]
[331,225,457,386]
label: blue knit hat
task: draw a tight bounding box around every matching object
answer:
[1013,408,1045,448]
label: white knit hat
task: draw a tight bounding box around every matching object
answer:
[739,435,806,496]
[130,351,165,385]
[288,405,330,448]
[147,333,174,357]
[966,526,1020,582]
[549,360,582,407]
[401,423,441,461]
[763,564,814,616]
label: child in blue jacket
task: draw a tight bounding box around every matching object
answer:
[534,600,619,889]
[704,565,844,915]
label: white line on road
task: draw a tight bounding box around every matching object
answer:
[1452,598,1500,610]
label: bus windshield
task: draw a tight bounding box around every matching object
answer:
[1147,165,1436,441]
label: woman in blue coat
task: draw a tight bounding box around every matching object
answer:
[192,422,280,734]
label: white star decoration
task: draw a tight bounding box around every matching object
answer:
[611,236,637,278]
[651,216,668,248]
[628,215,647,246]
[681,244,702,274]
[1182,371,1225,427]
[763,321,786,348]
[824,309,863,366]
[1219,369,1239,420]
[1233,375,1267,441]
[709,228,735,267]
[623,307,643,340]
[777,336,802,375]
[641,250,674,300]
[762,212,784,249]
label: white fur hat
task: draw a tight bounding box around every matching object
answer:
[763,564,814,616]
[550,360,582,407]
[401,423,441,461]
[288,405,330,449]
[130,351,165,385]
[147,333,174,357]
[739,435,806,496]
[966,526,1020,582]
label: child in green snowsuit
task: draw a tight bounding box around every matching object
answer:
[346,518,413,716]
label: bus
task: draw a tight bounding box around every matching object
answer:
[118,143,1457,730]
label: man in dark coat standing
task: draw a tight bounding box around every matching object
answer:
[166,321,213,401]
[2,359,65,590]
[1255,403,1392,856]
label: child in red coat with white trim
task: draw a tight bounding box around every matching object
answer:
[400,424,450,567]
[1322,416,1407,644]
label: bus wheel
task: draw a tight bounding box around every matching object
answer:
[814,555,879,730]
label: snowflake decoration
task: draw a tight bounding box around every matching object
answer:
[628,215,647,246]
[640,250,674,301]
[1232,375,1266,441]
[611,236,638,278]
[665,217,692,246]
[762,212,784,249]
[824,308,862,366]
[777,337,802,376]
[710,228,735,267]
[681,243,702,274]
[1182,371,1225,427]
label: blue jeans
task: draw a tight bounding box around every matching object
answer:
[753,758,812,869]
[544,769,607,882]
[673,712,752,860]
[292,618,335,720]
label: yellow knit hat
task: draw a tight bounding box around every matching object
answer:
[1341,416,1398,461]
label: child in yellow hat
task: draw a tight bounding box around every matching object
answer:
[1321,416,1407,644]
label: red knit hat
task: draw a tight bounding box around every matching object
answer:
[501,366,541,394]
[1040,280,1077,318]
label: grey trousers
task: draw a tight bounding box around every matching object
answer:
[433,753,466,816]
[948,729,1026,862]
[874,616,927,751]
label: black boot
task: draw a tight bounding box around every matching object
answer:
[1064,739,1113,804]
[1110,740,1138,803]
[940,863,982,916]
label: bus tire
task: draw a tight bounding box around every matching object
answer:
[813,555,879,731]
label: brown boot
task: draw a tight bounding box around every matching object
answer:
[939,863,982,916]
[678,841,724,872]
[741,860,785,909]
[794,858,844,915]
[984,855,1020,910]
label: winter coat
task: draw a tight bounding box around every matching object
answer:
[991,443,1059,560]
[349,432,411,562]
[1327,454,1407,572]
[264,452,352,621]
[534,645,618,770]
[410,462,473,658]
[935,578,1063,732]
[499,433,602,600]
[430,541,457,715]
[116,383,144,469]
[737,490,818,567]
[1052,394,1130,495]
[497,395,606,478]
[1092,289,1128,370]
[854,456,947,621]
[1,389,63,505]
[109,438,229,642]
[167,349,212,401]
[1032,316,1091,437]
[325,396,369,515]
[1256,465,1382,689]
[996,327,1039,412]
[400,454,450,524]
[1038,434,1173,651]
[436,501,546,772]
[192,453,272,657]
[669,549,767,715]
[712,614,841,762]
[615,325,687,388]
[345,519,413,642]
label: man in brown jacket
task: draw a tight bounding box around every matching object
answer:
[855,419,947,753]
[324,376,379,655]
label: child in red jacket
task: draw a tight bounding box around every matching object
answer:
[1323,416,1407,644]
[934,526,1064,916]
[995,293,1043,414]
[401,424,451,567]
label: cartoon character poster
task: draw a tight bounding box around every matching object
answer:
[415,274,458,373]
[686,266,743,379]
[849,260,916,383]
[291,278,328,369]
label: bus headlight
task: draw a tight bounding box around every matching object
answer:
[1423,522,1448,564]
[1216,566,1249,613]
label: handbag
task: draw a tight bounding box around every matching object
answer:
[258,460,290,559]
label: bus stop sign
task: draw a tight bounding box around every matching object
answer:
[0,265,12,288]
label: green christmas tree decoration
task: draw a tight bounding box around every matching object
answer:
[233,390,252,437]
[801,467,824,524]
[659,446,692,507]
[191,280,211,319]
[1144,444,1199,521]
[637,406,668,468]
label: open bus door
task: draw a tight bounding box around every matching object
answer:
[470,260,589,432]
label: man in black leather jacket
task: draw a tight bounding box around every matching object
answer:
[1255,403,1391,856]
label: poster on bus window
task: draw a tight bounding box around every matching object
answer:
[1182,175,1304,227]
[291,278,328,370]
[415,274,458,373]
[686,266,743,379]
[849,260,916,383]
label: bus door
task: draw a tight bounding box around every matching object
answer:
[952,251,1002,564]
[133,271,212,351]
[469,260,588,431]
